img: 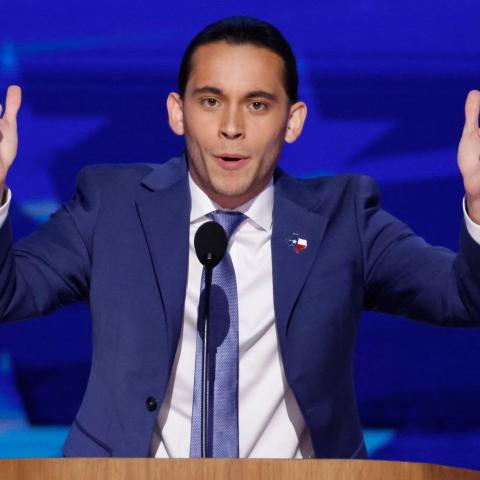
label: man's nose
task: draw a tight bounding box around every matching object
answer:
[219,106,244,140]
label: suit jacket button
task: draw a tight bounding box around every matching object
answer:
[146,396,157,412]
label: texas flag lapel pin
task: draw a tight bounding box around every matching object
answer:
[287,233,308,254]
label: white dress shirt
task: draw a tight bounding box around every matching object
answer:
[149,174,314,458]
[1,181,480,459]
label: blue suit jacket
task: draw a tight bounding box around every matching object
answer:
[1,155,480,458]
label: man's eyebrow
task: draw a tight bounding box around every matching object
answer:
[192,86,223,96]
[245,90,278,102]
[191,86,278,102]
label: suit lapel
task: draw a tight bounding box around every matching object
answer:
[135,157,190,360]
[272,172,329,341]
[134,158,328,358]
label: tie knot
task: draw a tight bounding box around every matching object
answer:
[208,210,246,239]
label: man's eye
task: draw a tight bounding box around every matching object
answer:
[249,101,267,111]
[203,98,219,107]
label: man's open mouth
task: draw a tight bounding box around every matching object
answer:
[215,154,249,162]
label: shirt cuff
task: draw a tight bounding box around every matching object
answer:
[0,187,12,228]
[463,197,480,245]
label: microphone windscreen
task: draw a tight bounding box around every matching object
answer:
[194,221,228,267]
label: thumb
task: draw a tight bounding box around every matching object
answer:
[464,89,480,135]
[4,85,22,122]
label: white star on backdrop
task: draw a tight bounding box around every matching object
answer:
[8,106,106,222]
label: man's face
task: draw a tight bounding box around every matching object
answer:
[167,41,306,208]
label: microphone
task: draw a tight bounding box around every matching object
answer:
[194,220,228,457]
[194,221,228,268]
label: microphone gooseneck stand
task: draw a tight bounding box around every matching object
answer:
[201,258,213,459]
[194,221,227,458]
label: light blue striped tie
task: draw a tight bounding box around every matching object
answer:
[190,210,246,458]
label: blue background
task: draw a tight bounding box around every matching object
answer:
[1,0,480,469]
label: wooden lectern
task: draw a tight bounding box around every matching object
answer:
[0,459,480,480]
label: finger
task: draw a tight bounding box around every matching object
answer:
[4,85,22,122]
[464,89,480,134]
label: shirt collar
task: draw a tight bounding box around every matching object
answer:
[189,173,273,231]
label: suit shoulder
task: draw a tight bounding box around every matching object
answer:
[76,163,156,187]
[298,173,378,192]
[279,171,380,213]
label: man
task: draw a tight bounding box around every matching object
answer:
[0,16,480,459]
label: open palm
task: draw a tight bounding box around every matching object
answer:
[458,90,480,221]
[0,85,22,187]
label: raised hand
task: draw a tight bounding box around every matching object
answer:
[458,90,480,223]
[0,85,22,198]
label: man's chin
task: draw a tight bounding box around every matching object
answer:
[209,177,250,196]
[208,182,256,208]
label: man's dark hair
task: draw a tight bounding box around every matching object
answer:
[178,16,299,103]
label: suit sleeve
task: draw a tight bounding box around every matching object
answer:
[0,167,98,322]
[358,175,480,326]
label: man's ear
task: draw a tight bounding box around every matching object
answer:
[285,101,307,144]
[167,92,184,136]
